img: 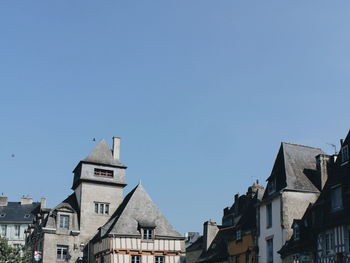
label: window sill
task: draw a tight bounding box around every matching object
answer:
[141,240,154,243]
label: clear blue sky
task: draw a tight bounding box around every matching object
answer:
[0,1,349,234]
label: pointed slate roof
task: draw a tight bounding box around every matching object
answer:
[100,184,182,239]
[83,139,125,167]
[282,143,323,191]
[264,143,323,199]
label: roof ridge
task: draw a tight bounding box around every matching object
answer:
[282,142,321,150]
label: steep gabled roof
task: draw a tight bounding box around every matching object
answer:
[83,139,125,167]
[283,143,323,191]
[100,184,182,239]
[264,143,323,199]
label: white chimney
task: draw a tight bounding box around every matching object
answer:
[21,196,33,205]
[112,136,121,160]
[40,197,46,209]
[0,195,8,206]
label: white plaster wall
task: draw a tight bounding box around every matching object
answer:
[258,196,282,263]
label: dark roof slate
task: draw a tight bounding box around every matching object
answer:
[283,143,323,192]
[0,202,40,223]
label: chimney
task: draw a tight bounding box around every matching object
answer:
[234,193,240,213]
[112,136,121,160]
[21,196,33,205]
[203,220,219,251]
[0,195,8,206]
[316,154,330,190]
[40,197,46,209]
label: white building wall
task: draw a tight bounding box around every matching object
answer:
[258,196,282,263]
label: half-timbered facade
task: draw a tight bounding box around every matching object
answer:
[312,131,350,263]
[92,184,185,263]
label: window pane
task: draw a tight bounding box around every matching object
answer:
[105,204,109,214]
[266,203,272,228]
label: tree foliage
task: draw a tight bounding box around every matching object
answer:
[0,237,31,263]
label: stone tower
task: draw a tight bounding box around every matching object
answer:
[71,137,127,244]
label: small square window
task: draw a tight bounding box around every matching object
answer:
[57,245,69,261]
[155,256,164,263]
[142,228,153,240]
[131,255,141,263]
[94,202,110,215]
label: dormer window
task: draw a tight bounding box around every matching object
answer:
[268,177,276,195]
[0,213,6,218]
[341,145,349,164]
[142,228,153,240]
[24,214,30,219]
[331,186,343,211]
[59,215,69,229]
[94,168,114,178]
[293,224,300,240]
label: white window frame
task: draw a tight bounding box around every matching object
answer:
[14,225,20,238]
[94,202,110,215]
[59,215,70,229]
[142,228,153,240]
[155,256,164,263]
[0,225,7,237]
[57,245,69,261]
[131,255,141,263]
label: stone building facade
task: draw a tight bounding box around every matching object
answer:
[257,143,326,263]
[28,137,127,262]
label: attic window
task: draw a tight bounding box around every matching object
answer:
[268,177,276,195]
[293,224,300,240]
[94,168,114,178]
[341,145,349,164]
[142,228,153,240]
